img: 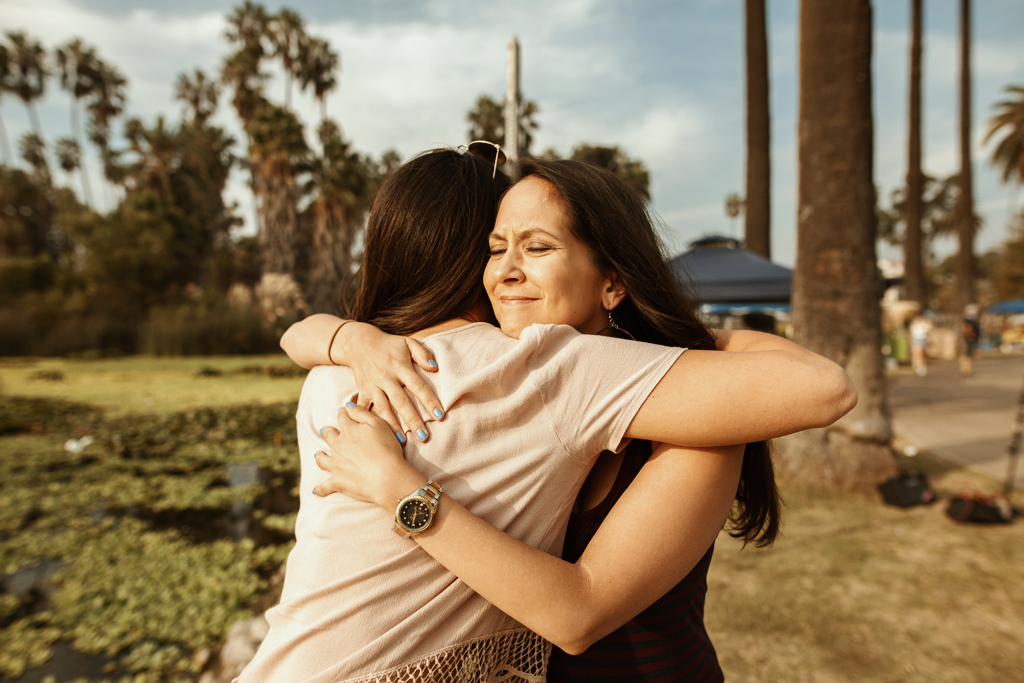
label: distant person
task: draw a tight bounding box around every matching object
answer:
[910,314,933,377]
[961,304,981,377]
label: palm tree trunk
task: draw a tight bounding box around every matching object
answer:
[27,102,44,141]
[777,0,896,490]
[70,103,94,207]
[0,114,12,164]
[955,0,975,317]
[744,0,771,259]
[903,0,925,305]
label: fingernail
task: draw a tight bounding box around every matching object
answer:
[345,401,357,408]
[312,489,318,496]
[416,429,427,441]
[396,432,406,444]
[319,427,325,436]
[433,409,444,419]
[428,360,438,368]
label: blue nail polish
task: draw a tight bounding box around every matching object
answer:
[319,427,324,436]
[433,409,444,419]
[396,432,406,444]
[428,360,438,368]
[416,429,427,441]
[312,489,318,496]
[345,401,357,408]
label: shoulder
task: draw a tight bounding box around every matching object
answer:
[299,365,357,407]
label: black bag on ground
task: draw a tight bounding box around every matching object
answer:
[878,472,934,508]
[945,495,1012,524]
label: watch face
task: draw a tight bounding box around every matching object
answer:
[398,499,432,531]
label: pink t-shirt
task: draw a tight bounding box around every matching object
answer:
[240,323,684,682]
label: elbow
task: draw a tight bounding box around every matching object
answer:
[552,630,600,657]
[819,367,858,427]
[547,617,610,656]
[279,322,313,369]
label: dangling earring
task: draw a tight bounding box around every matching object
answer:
[605,310,637,341]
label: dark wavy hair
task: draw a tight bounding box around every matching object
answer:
[347,150,511,335]
[515,157,781,547]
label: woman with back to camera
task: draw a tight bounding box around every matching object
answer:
[279,155,856,682]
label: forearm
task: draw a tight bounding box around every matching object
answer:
[398,444,741,654]
[280,314,348,368]
[626,342,857,446]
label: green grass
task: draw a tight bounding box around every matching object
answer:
[0,355,306,417]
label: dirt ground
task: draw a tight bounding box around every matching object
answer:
[706,454,1024,683]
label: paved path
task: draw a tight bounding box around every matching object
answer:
[889,354,1024,492]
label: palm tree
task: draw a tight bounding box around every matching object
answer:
[5,31,48,139]
[54,136,82,189]
[305,120,371,312]
[297,36,338,124]
[19,132,49,181]
[984,85,1024,187]
[55,38,98,206]
[248,102,308,277]
[175,68,220,125]
[903,0,925,305]
[86,59,127,206]
[569,144,650,201]
[955,0,975,318]
[782,0,895,489]
[744,0,771,259]
[0,44,13,164]
[467,95,503,143]
[467,94,539,154]
[267,8,306,110]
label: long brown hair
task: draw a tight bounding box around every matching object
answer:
[515,157,780,547]
[348,150,511,335]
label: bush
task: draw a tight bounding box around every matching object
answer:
[138,304,281,356]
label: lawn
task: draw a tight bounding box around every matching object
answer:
[1,356,1022,682]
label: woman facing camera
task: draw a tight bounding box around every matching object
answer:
[249,153,855,683]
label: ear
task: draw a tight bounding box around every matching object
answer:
[602,271,627,312]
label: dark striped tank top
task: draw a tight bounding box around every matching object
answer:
[547,442,725,683]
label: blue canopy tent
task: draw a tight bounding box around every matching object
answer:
[668,235,793,304]
[986,299,1024,315]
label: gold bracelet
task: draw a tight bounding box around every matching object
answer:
[327,320,353,366]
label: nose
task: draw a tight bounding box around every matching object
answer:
[489,249,524,284]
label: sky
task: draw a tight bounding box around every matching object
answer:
[1,0,1022,267]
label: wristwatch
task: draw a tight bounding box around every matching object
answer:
[393,479,443,538]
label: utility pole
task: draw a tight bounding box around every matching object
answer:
[504,37,520,162]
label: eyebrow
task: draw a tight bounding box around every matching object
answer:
[489,228,559,241]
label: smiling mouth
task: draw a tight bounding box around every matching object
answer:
[499,296,538,305]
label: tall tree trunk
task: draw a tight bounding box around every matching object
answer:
[257,158,298,277]
[70,102,94,207]
[744,0,771,259]
[0,113,11,164]
[903,0,925,305]
[777,0,896,489]
[955,0,975,317]
[306,192,360,313]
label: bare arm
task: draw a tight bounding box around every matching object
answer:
[625,330,857,446]
[315,405,742,654]
[280,313,444,440]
